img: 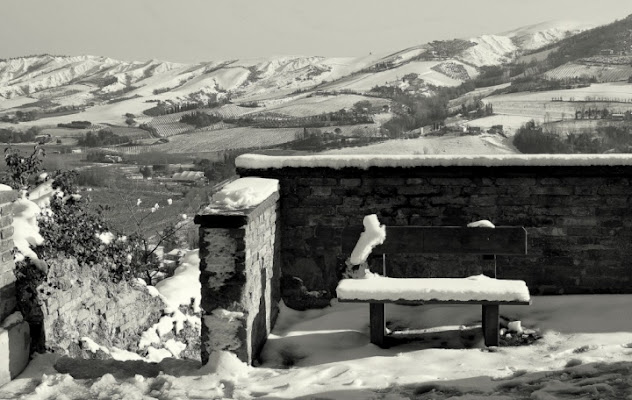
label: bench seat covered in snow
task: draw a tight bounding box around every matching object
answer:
[336,275,531,305]
[336,226,531,347]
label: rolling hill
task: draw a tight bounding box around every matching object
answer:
[0,16,629,157]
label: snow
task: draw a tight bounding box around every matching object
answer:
[80,337,108,354]
[96,231,115,245]
[0,311,23,328]
[11,197,44,261]
[237,153,632,169]
[337,275,531,303]
[467,220,495,228]
[460,35,517,67]
[348,214,386,266]
[154,249,201,313]
[27,180,57,209]
[0,184,12,191]
[1,295,631,399]
[507,321,524,334]
[138,250,202,358]
[206,177,279,211]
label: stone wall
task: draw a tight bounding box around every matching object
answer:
[15,256,200,361]
[0,190,30,387]
[238,157,632,309]
[195,192,281,365]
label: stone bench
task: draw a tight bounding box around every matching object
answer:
[336,226,531,347]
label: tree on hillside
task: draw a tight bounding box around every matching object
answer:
[353,100,372,114]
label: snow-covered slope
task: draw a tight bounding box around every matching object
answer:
[459,20,591,67]
[0,19,601,124]
[460,35,518,67]
[502,20,592,51]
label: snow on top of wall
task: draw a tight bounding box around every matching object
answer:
[236,154,632,170]
[206,177,279,211]
[0,184,12,191]
[348,215,386,266]
[337,275,531,303]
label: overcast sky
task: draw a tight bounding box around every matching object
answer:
[2,0,631,63]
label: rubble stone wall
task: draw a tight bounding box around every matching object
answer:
[17,257,166,358]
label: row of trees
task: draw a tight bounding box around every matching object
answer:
[1,110,39,123]
[0,127,43,143]
[77,129,129,147]
[513,120,632,154]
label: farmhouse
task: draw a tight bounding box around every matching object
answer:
[171,170,206,185]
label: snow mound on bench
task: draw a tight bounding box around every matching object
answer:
[337,274,530,303]
[348,214,386,265]
[467,219,495,228]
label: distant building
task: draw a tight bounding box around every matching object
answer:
[611,113,625,121]
[172,171,206,185]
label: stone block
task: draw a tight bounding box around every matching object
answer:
[0,316,30,386]
[0,191,18,206]
[0,226,14,240]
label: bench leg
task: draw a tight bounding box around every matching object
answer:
[482,304,499,347]
[369,303,385,347]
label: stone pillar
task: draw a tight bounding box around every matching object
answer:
[194,192,281,365]
[0,190,30,386]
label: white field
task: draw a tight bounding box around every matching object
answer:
[544,63,632,82]
[464,115,540,132]
[482,82,632,124]
[486,82,632,103]
[152,127,299,153]
[325,60,477,92]
[258,95,391,117]
[322,132,519,156]
[1,295,631,399]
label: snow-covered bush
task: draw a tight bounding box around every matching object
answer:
[3,147,178,285]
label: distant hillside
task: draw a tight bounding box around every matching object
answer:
[549,15,632,64]
[0,16,625,146]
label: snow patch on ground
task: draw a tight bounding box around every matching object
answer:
[138,249,202,360]
[155,249,201,313]
[1,296,631,399]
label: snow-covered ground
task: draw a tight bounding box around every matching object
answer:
[1,295,630,399]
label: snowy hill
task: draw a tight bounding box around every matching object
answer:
[0,20,592,104]
[459,20,591,66]
[502,20,593,50]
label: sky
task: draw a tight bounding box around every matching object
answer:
[2,0,632,64]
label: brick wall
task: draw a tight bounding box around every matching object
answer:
[0,190,18,322]
[0,190,30,386]
[195,192,281,365]
[238,161,632,309]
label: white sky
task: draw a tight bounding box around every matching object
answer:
[1,0,631,63]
